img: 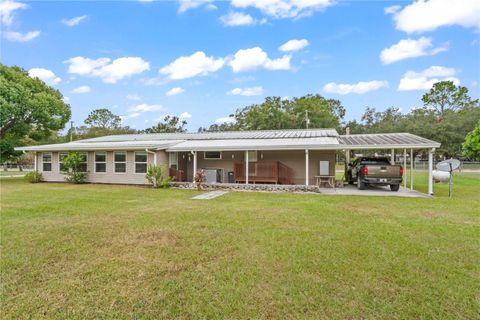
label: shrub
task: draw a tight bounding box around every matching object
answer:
[63,152,88,184]
[24,171,43,183]
[145,164,172,188]
[194,169,205,191]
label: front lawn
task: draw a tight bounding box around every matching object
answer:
[1,173,479,319]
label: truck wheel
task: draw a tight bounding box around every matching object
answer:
[357,176,365,190]
[390,184,400,191]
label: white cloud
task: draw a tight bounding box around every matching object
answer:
[0,0,27,26]
[3,30,40,42]
[229,47,291,72]
[71,85,91,94]
[178,0,213,13]
[398,66,460,91]
[384,5,401,14]
[166,87,185,96]
[65,56,150,83]
[215,116,236,124]
[61,15,88,27]
[160,51,225,80]
[231,0,333,19]
[392,0,480,33]
[323,80,389,94]
[179,112,192,119]
[63,96,70,103]
[126,94,142,101]
[220,12,266,26]
[380,37,448,64]
[278,39,309,52]
[228,86,264,96]
[28,68,61,85]
[128,103,164,113]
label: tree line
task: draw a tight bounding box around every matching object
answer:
[1,63,479,166]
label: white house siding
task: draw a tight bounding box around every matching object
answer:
[37,150,168,184]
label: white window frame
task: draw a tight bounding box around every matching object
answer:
[113,151,127,174]
[134,151,148,174]
[94,151,107,173]
[42,152,52,172]
[169,152,178,168]
[59,152,68,173]
[204,151,222,160]
[248,151,257,162]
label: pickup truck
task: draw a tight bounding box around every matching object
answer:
[347,157,403,191]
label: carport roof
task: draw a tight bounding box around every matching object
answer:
[339,133,440,149]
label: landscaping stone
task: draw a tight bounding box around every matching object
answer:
[170,182,322,193]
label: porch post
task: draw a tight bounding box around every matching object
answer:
[34,152,37,171]
[153,152,157,165]
[193,151,197,183]
[391,149,395,165]
[305,149,309,186]
[410,149,414,191]
[403,148,407,189]
[245,150,249,184]
[428,148,434,195]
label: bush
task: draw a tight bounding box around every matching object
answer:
[62,152,88,184]
[24,171,43,183]
[145,164,172,188]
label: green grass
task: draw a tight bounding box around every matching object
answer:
[1,173,479,319]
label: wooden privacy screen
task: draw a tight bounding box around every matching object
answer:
[234,161,293,184]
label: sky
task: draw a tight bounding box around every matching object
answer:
[1,0,480,132]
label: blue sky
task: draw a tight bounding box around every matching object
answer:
[2,0,479,131]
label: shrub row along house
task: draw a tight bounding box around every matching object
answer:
[16,129,440,194]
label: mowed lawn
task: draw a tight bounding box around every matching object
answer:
[1,173,479,319]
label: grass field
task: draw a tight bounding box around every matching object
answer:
[1,173,479,319]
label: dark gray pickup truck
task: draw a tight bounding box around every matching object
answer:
[347,157,403,191]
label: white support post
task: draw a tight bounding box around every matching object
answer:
[153,152,157,165]
[305,149,309,186]
[428,148,434,195]
[34,152,37,171]
[193,151,197,183]
[403,149,407,189]
[391,149,395,165]
[410,149,414,191]
[245,150,249,184]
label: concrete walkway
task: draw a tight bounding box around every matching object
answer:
[192,191,228,200]
[318,185,429,198]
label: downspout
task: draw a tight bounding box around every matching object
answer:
[145,149,157,165]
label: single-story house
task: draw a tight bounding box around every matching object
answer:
[15,129,441,194]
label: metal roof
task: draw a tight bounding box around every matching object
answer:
[80,128,339,142]
[166,137,340,152]
[339,133,440,149]
[16,140,182,152]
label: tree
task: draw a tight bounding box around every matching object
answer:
[0,64,71,139]
[0,64,71,163]
[422,81,477,119]
[142,115,187,133]
[463,121,480,160]
[84,108,121,129]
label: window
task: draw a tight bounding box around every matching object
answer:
[204,151,222,160]
[247,151,257,162]
[135,151,148,173]
[95,152,106,173]
[114,152,126,173]
[42,152,52,171]
[59,152,68,172]
[169,152,178,169]
[78,153,88,172]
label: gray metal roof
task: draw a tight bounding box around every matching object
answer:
[339,133,440,149]
[16,140,183,152]
[166,137,340,152]
[80,128,339,142]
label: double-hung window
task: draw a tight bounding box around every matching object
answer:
[135,151,148,173]
[204,151,222,160]
[59,152,68,172]
[95,152,106,173]
[42,152,52,171]
[114,152,126,173]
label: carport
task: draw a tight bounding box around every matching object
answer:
[339,132,441,195]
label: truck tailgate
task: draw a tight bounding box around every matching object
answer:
[367,165,402,178]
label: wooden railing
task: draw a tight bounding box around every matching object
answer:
[233,161,293,184]
[169,168,184,182]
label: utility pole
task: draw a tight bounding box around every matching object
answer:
[70,121,74,142]
[305,110,310,129]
